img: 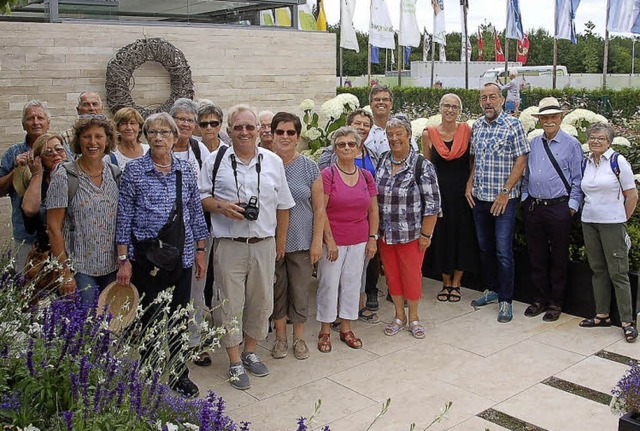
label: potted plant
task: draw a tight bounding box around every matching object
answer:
[612,361,640,430]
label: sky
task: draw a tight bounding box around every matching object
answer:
[321,0,625,38]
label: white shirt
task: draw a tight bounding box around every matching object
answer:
[581,148,635,223]
[364,124,418,154]
[174,140,210,179]
[198,146,295,238]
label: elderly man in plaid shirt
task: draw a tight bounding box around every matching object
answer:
[465,82,530,323]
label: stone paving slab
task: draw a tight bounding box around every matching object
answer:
[555,355,631,395]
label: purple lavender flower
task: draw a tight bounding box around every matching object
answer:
[296,417,308,431]
[61,410,74,430]
[26,339,35,376]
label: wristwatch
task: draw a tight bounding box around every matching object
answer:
[500,187,510,195]
[117,254,128,264]
[369,234,379,240]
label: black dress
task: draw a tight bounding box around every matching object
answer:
[423,139,479,276]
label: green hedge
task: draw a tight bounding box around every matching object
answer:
[338,86,640,119]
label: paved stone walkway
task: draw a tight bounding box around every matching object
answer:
[188,277,637,431]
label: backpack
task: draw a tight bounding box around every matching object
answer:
[210,145,229,198]
[189,137,203,169]
[61,160,122,205]
[581,151,622,190]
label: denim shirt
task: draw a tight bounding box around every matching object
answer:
[0,139,36,243]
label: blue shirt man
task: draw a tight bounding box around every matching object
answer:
[0,101,51,270]
[467,83,529,323]
[521,97,584,322]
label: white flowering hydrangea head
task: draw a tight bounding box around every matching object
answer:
[519,106,539,132]
[299,99,315,111]
[527,129,544,142]
[363,105,373,115]
[613,136,632,147]
[334,93,360,110]
[301,127,322,141]
[560,124,578,137]
[411,118,430,140]
[467,118,477,128]
[562,109,608,127]
[581,143,590,153]
[320,98,344,120]
[425,114,442,127]
[634,174,640,183]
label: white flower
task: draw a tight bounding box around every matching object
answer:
[410,118,430,140]
[527,129,544,142]
[165,423,178,431]
[363,105,373,115]
[613,136,632,147]
[299,99,315,111]
[425,114,442,127]
[303,127,322,141]
[183,424,200,431]
[562,109,608,128]
[334,93,360,110]
[634,174,640,183]
[519,106,539,132]
[581,143,590,153]
[560,124,578,137]
[467,118,477,128]
[320,99,344,120]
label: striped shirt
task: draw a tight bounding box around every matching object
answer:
[47,160,119,276]
[471,111,529,201]
[116,154,209,268]
[376,150,441,245]
[284,155,320,253]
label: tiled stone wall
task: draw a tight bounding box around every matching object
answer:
[0,21,336,231]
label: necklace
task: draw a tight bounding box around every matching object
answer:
[391,154,409,165]
[153,161,172,169]
[78,161,102,178]
[336,163,357,175]
[283,152,298,166]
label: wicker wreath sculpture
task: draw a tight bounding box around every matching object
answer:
[105,38,195,118]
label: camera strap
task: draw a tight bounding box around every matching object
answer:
[230,152,262,205]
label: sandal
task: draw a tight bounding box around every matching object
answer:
[448,287,461,303]
[317,333,332,353]
[623,323,638,343]
[437,286,452,302]
[358,308,380,324]
[193,351,211,367]
[408,320,426,339]
[330,320,341,332]
[579,316,612,327]
[384,318,407,336]
[339,330,362,349]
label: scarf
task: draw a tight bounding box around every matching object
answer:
[426,122,471,161]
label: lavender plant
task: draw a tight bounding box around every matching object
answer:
[611,361,640,417]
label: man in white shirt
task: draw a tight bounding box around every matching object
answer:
[364,84,417,153]
[199,104,295,390]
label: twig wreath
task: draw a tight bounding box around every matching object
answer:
[105,38,195,118]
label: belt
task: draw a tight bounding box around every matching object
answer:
[231,237,267,244]
[532,196,569,206]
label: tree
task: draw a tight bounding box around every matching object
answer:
[0,0,27,14]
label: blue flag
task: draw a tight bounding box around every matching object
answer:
[506,0,524,40]
[556,0,580,43]
[371,46,380,64]
[404,46,412,66]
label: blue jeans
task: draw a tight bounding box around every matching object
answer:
[75,271,117,305]
[472,198,518,302]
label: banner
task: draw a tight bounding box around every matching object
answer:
[494,30,505,62]
[298,4,317,30]
[555,0,581,43]
[478,29,484,61]
[275,8,291,27]
[506,0,525,40]
[439,44,447,61]
[370,0,396,49]
[432,0,446,46]
[260,10,275,26]
[340,0,359,52]
[317,0,327,31]
[517,34,530,64]
[607,0,640,34]
[460,4,471,61]
[371,46,380,64]
[423,29,431,61]
[399,0,421,47]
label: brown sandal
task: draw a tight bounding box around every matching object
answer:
[317,333,332,353]
[339,330,362,349]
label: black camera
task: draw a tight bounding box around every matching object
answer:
[239,196,260,221]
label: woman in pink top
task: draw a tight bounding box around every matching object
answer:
[317,127,379,353]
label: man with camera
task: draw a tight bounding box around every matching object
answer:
[199,104,295,390]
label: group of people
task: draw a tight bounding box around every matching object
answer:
[0,82,637,399]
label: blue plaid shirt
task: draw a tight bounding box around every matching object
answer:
[471,111,529,201]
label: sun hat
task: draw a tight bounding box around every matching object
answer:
[12,165,32,197]
[97,281,139,333]
[531,97,566,117]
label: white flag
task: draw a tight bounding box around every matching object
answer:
[432,0,446,46]
[439,44,447,61]
[459,5,471,60]
[607,0,640,33]
[370,0,396,49]
[423,29,431,61]
[399,0,421,47]
[340,0,359,52]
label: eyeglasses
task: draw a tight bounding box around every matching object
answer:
[479,94,501,102]
[199,120,220,129]
[259,123,271,130]
[274,129,297,136]
[372,97,391,103]
[588,136,609,143]
[335,141,358,149]
[350,120,371,128]
[42,146,66,157]
[79,114,107,120]
[147,130,173,138]
[174,116,195,124]
[232,124,257,132]
[441,104,460,111]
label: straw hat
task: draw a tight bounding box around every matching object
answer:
[531,97,566,117]
[12,165,32,197]
[97,281,139,333]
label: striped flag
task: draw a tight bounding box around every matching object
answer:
[478,29,484,61]
[556,0,580,43]
[506,0,525,41]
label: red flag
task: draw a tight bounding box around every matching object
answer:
[494,30,504,62]
[517,33,530,65]
[477,29,484,61]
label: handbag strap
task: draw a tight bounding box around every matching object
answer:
[542,138,571,195]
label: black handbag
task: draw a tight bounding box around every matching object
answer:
[144,171,185,273]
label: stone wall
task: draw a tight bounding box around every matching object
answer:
[0,21,336,231]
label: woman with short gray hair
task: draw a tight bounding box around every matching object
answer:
[579,122,638,343]
[169,98,210,176]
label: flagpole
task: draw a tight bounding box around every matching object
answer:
[398,43,402,86]
[340,48,344,87]
[339,2,343,87]
[368,0,372,87]
[430,8,436,87]
[462,0,469,89]
[603,0,610,90]
[553,0,558,89]
[504,1,509,80]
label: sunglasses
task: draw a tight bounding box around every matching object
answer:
[274,129,297,136]
[199,120,220,129]
[335,141,358,149]
[42,146,66,157]
[232,124,257,132]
